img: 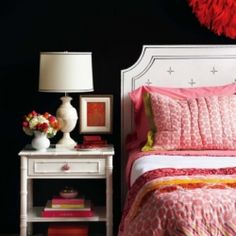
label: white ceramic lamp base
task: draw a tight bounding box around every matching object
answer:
[56,96,78,148]
[57,132,76,147]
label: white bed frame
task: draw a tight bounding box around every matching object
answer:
[121,44,236,205]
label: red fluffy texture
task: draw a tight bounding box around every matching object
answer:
[187,0,236,39]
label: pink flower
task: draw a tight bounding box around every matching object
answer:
[22,121,29,127]
[48,115,56,123]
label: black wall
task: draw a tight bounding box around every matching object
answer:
[1,0,235,234]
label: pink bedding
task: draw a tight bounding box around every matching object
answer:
[120,82,236,235]
[119,167,236,236]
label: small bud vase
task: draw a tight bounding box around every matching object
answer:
[31,131,50,151]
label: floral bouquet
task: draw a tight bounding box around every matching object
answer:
[22,110,60,138]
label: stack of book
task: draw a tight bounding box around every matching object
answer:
[83,135,107,145]
[75,135,108,149]
[41,196,94,217]
[48,223,88,236]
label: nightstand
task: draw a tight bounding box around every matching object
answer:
[18,145,114,236]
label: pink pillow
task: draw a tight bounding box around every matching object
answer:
[150,93,236,150]
[128,83,236,150]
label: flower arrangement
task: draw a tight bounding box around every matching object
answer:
[22,110,60,138]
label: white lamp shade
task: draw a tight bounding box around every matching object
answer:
[39,52,94,93]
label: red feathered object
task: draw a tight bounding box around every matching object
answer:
[187,0,236,39]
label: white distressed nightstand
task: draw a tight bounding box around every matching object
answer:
[18,145,114,236]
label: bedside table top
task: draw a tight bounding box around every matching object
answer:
[19,144,114,156]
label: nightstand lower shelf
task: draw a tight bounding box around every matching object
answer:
[28,207,106,222]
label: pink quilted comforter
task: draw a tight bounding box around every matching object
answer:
[118,167,236,236]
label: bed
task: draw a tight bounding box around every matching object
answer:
[119,45,236,235]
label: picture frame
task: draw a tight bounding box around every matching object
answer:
[79,95,113,134]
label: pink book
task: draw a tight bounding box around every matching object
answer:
[52,196,85,205]
[48,223,88,236]
[41,210,94,217]
[83,135,102,141]
[45,200,91,211]
[83,140,107,144]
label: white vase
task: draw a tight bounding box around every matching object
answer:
[31,131,50,151]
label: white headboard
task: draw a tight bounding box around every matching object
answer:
[121,44,236,204]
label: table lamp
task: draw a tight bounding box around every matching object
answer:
[39,52,94,147]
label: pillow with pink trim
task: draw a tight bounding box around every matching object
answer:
[128,83,236,150]
[148,93,236,150]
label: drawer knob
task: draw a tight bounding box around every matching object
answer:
[62,163,70,171]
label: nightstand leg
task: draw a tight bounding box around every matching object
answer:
[106,155,113,236]
[28,179,33,235]
[20,156,27,236]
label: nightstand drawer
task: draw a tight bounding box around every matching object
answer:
[28,158,105,176]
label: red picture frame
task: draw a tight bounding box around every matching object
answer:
[79,95,113,133]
